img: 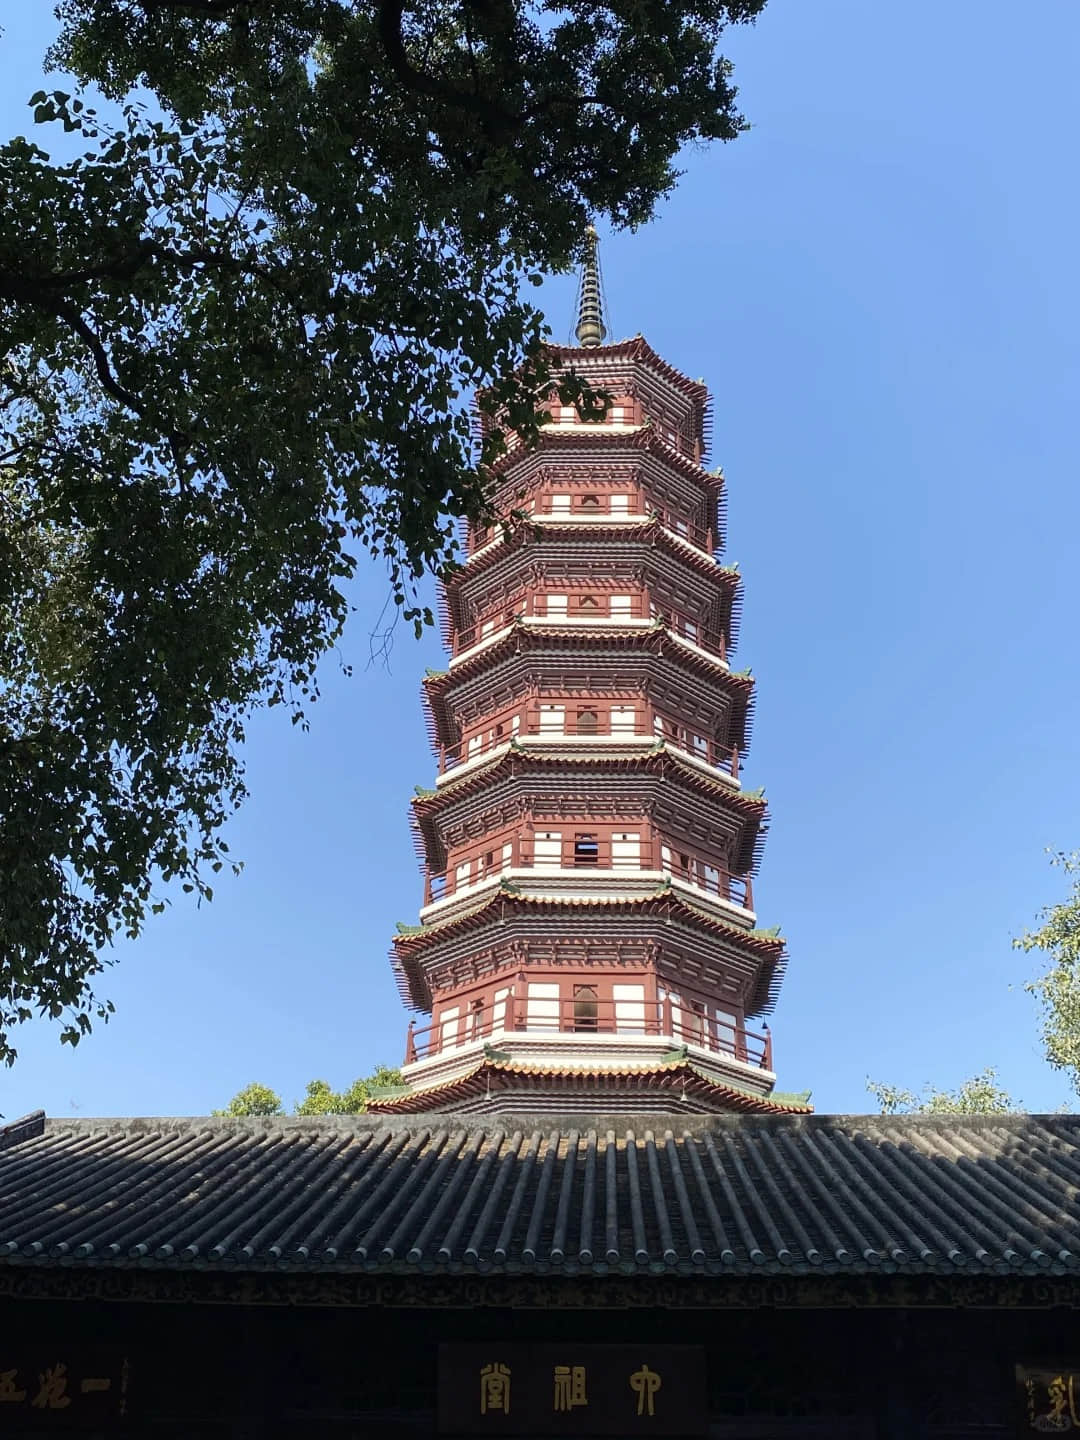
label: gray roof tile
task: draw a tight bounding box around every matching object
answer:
[2,1110,1079,1276]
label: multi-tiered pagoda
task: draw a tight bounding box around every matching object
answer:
[372,234,807,1116]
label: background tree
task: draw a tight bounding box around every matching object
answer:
[213,1081,284,1117]
[217,1067,401,1117]
[1015,850,1080,1095]
[0,0,767,1062]
[867,1068,1018,1116]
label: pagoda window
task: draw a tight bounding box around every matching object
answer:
[575,707,599,735]
[572,985,599,1032]
[611,831,641,868]
[538,704,565,735]
[610,593,633,618]
[683,999,707,1046]
[491,986,511,1034]
[610,404,626,422]
[573,593,601,614]
[480,618,496,638]
[610,493,630,514]
[573,833,600,866]
[544,593,568,618]
[527,982,560,1031]
[559,405,576,423]
[440,1006,460,1051]
[613,983,646,1034]
[716,1009,739,1056]
[467,997,486,1042]
[610,704,636,734]
[691,733,709,761]
[533,830,562,869]
[579,494,602,510]
[455,859,472,892]
[550,493,571,514]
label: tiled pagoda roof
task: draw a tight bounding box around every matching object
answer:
[365,1056,808,1116]
[487,421,721,490]
[444,517,738,595]
[4,1110,1080,1279]
[391,888,786,1015]
[411,745,767,875]
[421,627,755,752]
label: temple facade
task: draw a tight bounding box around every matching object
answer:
[375,235,805,1117]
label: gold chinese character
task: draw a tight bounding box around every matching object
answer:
[630,1363,662,1418]
[554,1365,588,1411]
[32,1364,71,1411]
[80,1378,112,1394]
[480,1362,511,1415]
[1035,1376,1076,1432]
[0,1370,26,1404]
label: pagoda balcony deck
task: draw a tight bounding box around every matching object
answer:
[449,610,728,667]
[400,1000,774,1096]
[470,498,716,556]
[437,715,740,784]
[419,857,756,930]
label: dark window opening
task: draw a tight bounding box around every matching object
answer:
[573,985,599,1032]
[579,494,601,509]
[576,594,601,612]
[685,999,706,1044]
[574,833,600,866]
[576,708,599,735]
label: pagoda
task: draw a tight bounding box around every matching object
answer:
[371,233,806,1116]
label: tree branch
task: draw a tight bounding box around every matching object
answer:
[48,302,149,418]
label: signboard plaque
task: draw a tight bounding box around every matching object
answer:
[439,1343,706,1436]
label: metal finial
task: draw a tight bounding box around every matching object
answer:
[575,224,606,348]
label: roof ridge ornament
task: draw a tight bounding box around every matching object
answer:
[574,224,607,348]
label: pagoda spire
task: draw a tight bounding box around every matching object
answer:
[575,224,607,348]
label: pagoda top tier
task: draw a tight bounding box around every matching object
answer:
[476,335,714,467]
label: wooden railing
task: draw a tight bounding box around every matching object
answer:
[441,706,653,770]
[452,601,726,661]
[526,495,715,552]
[453,597,650,656]
[404,996,771,1068]
[441,710,739,778]
[424,837,753,910]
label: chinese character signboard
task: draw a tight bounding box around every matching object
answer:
[1018,1368,1080,1433]
[0,1355,129,1427]
[440,1344,706,1436]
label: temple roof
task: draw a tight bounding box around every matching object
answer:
[366,1056,806,1117]
[3,1110,1080,1279]
[392,887,786,1014]
[422,627,755,752]
[411,745,767,875]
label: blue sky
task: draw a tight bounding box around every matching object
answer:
[3,1,1079,1118]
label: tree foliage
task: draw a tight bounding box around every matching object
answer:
[217,1067,402,1117]
[213,1081,285,1116]
[0,0,766,1062]
[1015,850,1080,1095]
[867,1068,1019,1116]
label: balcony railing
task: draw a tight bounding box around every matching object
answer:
[440,711,739,779]
[527,495,715,552]
[424,837,753,910]
[404,995,772,1068]
[452,600,726,661]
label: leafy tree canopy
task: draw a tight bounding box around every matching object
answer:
[1016,850,1080,1095]
[216,1067,402,1116]
[213,1080,285,1116]
[866,1068,1019,1116]
[0,0,766,1063]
